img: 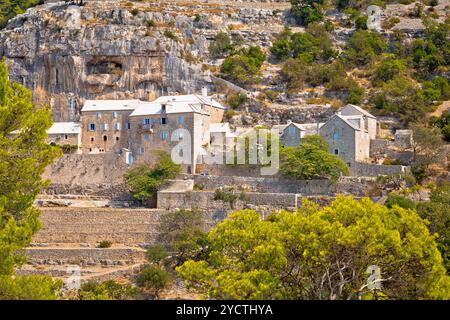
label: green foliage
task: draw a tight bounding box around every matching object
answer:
[209,32,233,59]
[177,196,450,300]
[280,135,349,181]
[136,265,170,297]
[157,209,209,265]
[125,151,181,204]
[0,275,62,300]
[344,30,387,66]
[291,0,324,26]
[385,193,416,209]
[146,19,156,28]
[221,46,266,86]
[77,280,138,300]
[0,0,43,28]
[417,183,450,273]
[164,30,177,41]
[227,92,248,109]
[60,144,78,154]
[146,245,168,264]
[97,240,112,248]
[410,123,444,167]
[213,188,249,209]
[0,59,60,276]
[372,75,429,123]
[430,110,450,142]
[271,25,336,62]
[373,58,406,84]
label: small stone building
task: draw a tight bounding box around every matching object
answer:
[319,105,377,165]
[46,122,81,153]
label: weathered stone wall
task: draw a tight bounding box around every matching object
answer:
[351,163,410,177]
[157,190,301,211]
[193,175,375,197]
[32,207,223,246]
[43,153,130,185]
[43,183,133,201]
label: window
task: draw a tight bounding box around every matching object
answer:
[114,123,121,131]
[161,131,168,140]
[127,122,131,130]
[96,112,102,119]
[143,134,150,141]
[102,123,108,131]
[140,147,145,154]
[179,132,184,140]
[333,132,340,140]
[89,123,96,131]
[65,134,68,140]
[161,117,167,125]
[178,116,184,125]
[112,111,117,118]
[90,137,94,142]
[103,135,108,141]
[288,126,296,135]
[89,148,92,152]
[143,118,151,125]
[334,149,339,155]
[116,137,119,141]
[161,104,167,112]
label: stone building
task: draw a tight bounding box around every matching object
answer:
[80,100,140,154]
[319,104,377,165]
[46,122,81,153]
[77,94,225,172]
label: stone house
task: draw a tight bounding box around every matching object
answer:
[319,104,378,166]
[46,122,81,153]
[127,94,225,173]
[80,100,140,154]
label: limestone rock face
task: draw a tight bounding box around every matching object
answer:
[0,0,288,121]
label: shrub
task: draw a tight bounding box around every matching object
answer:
[385,194,416,209]
[60,144,78,154]
[209,32,233,59]
[221,46,266,86]
[136,265,170,298]
[146,19,156,28]
[125,151,181,204]
[146,245,168,264]
[77,280,137,300]
[97,240,112,248]
[227,93,248,109]
[130,8,139,16]
[164,30,177,41]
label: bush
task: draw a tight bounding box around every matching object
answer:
[136,265,170,297]
[130,8,139,16]
[146,245,168,264]
[60,144,78,154]
[77,280,137,300]
[164,30,177,41]
[209,32,233,59]
[0,275,63,300]
[146,19,156,28]
[97,240,112,248]
[344,30,387,66]
[291,0,324,26]
[227,93,248,109]
[280,135,349,181]
[385,194,416,209]
[125,151,181,204]
[221,46,266,86]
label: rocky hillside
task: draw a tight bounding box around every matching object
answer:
[0,0,289,121]
[0,0,448,125]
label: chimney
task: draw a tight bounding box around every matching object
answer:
[287,119,292,125]
[201,87,208,97]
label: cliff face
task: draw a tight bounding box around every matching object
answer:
[0,0,289,121]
